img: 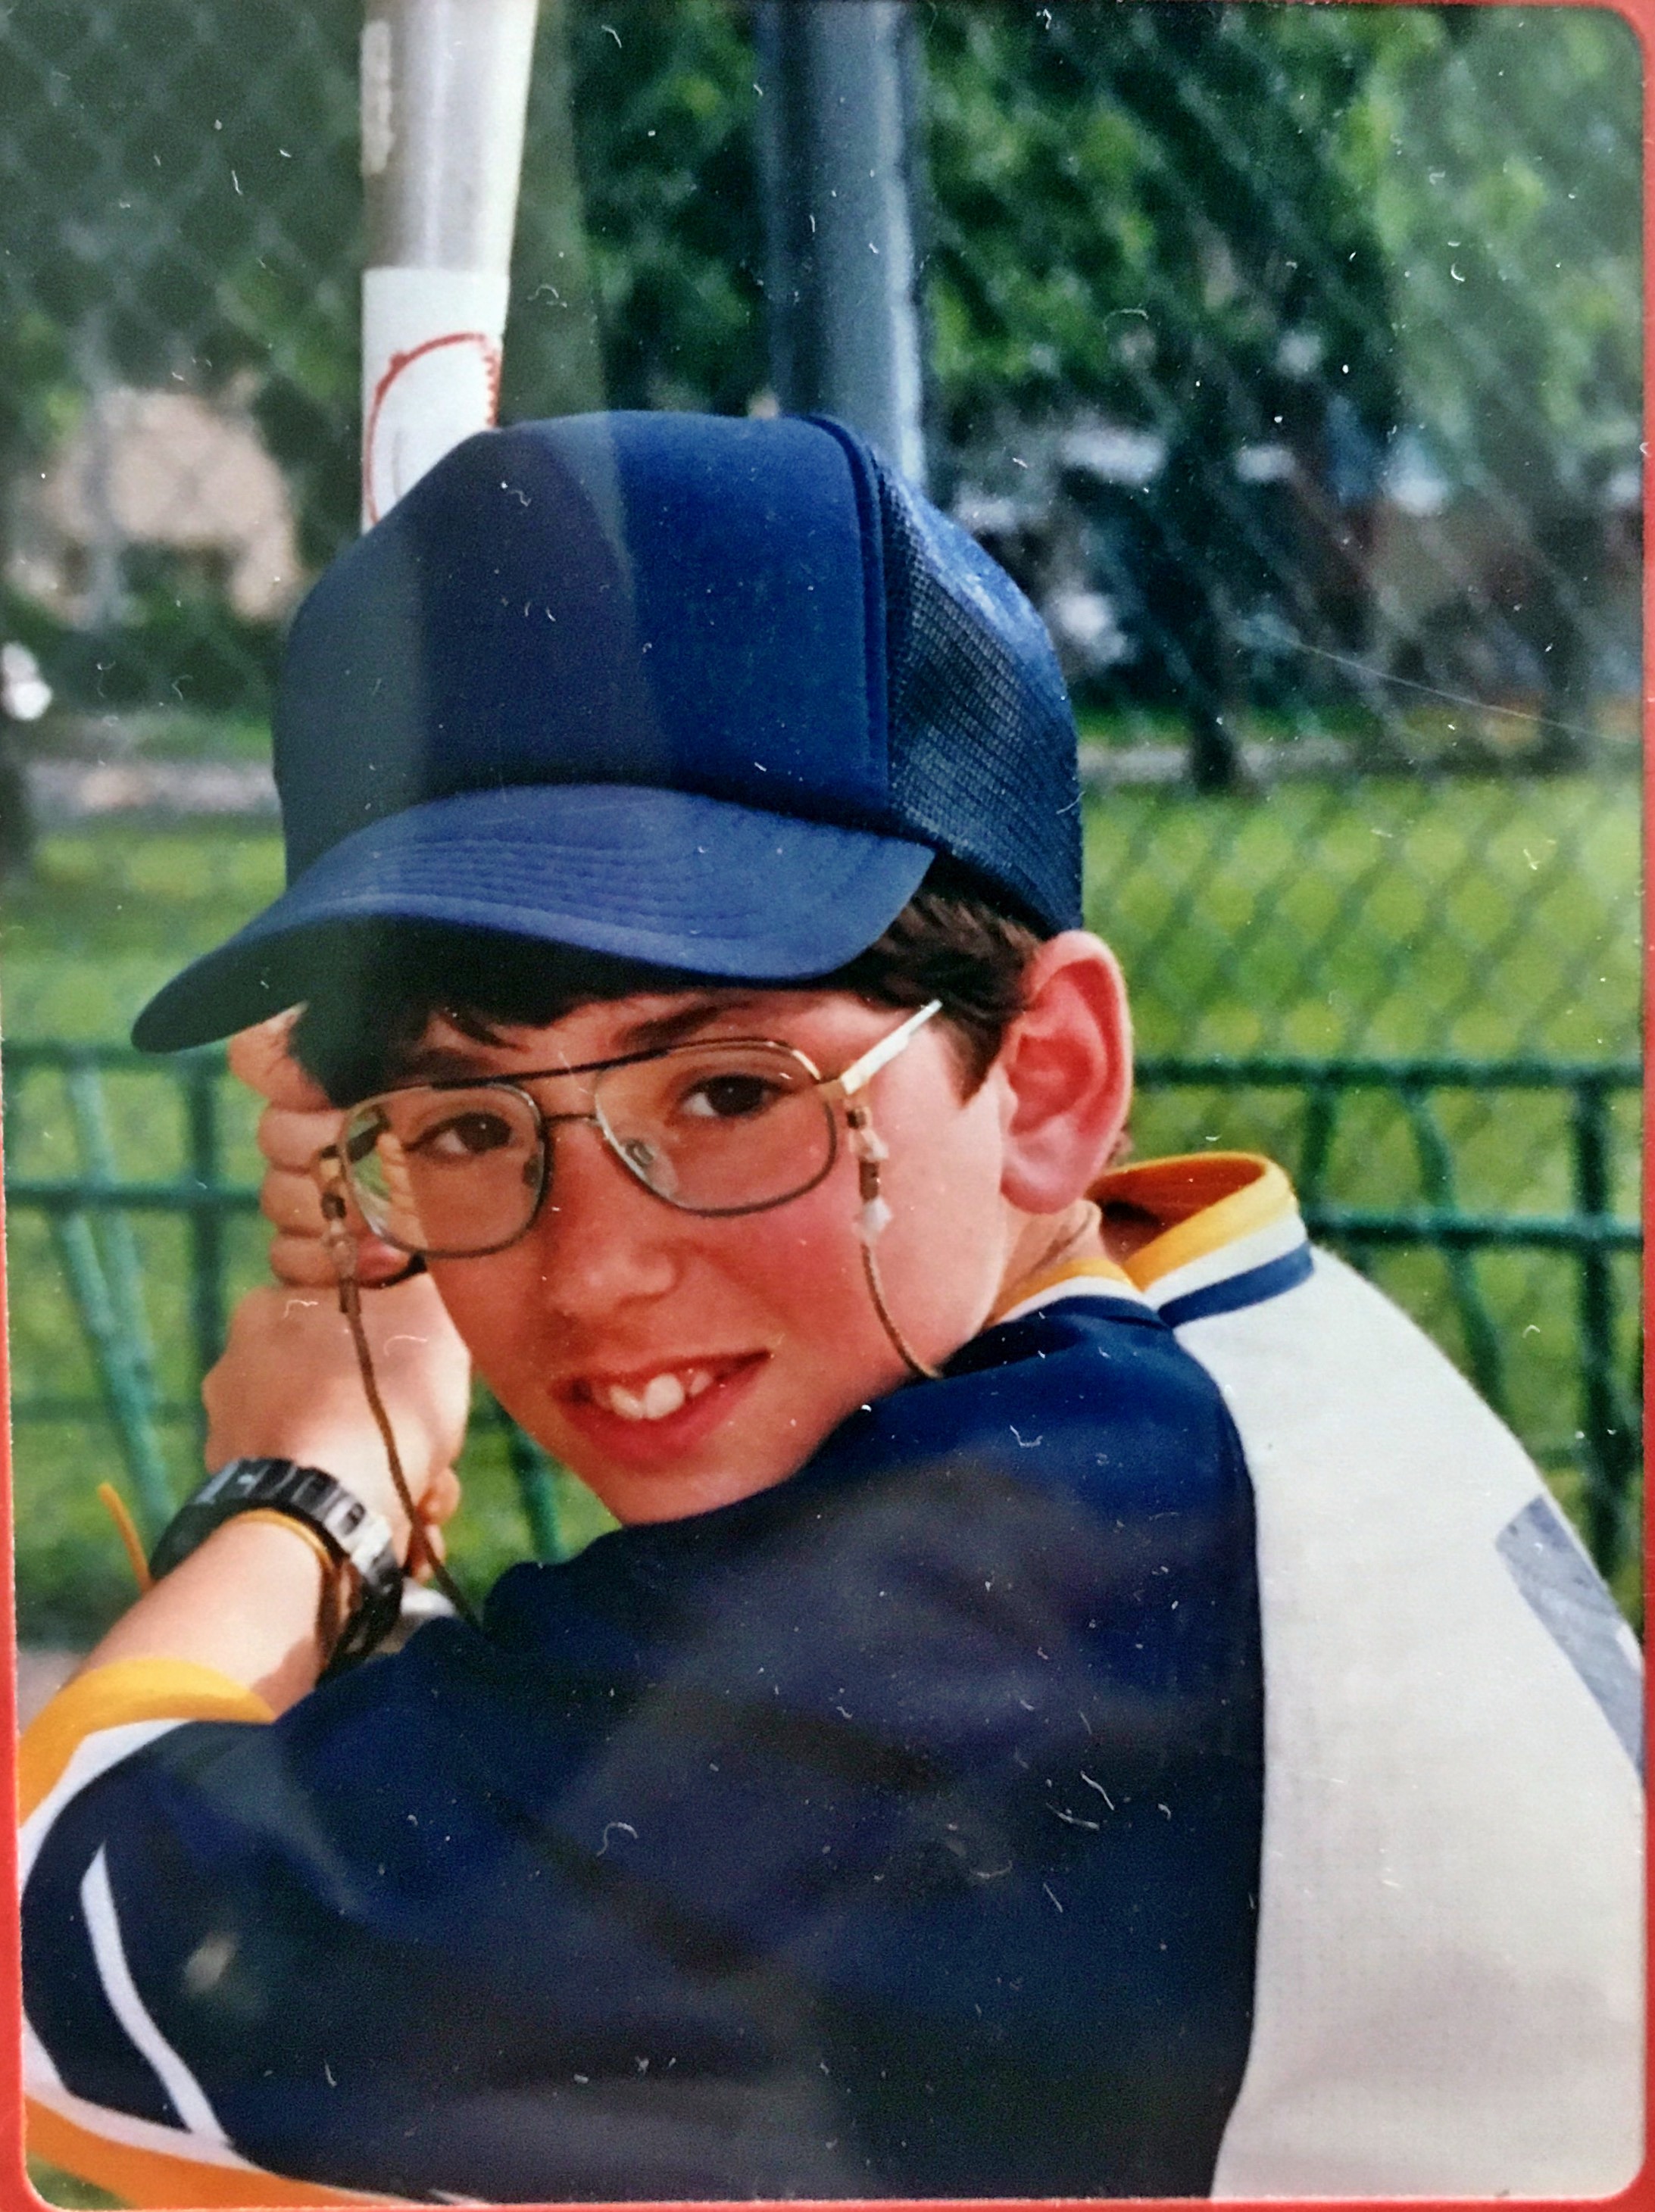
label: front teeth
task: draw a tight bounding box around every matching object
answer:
[602,1368,714,1421]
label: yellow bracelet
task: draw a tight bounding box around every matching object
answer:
[233,1506,340,1579]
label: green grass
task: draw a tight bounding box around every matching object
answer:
[0,773,1640,1646]
[1085,771,1640,1061]
[0,822,285,1040]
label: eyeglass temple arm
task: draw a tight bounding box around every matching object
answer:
[824,1000,943,1103]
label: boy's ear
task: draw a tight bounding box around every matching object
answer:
[993,932,1133,1214]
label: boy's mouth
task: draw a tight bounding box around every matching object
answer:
[558,1352,768,1456]
[590,1364,716,1422]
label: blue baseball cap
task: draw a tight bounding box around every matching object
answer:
[133,411,1081,1051]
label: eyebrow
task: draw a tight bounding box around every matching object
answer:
[614,995,764,1053]
[389,995,767,1084]
[390,1041,501,1083]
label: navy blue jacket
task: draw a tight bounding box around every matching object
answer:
[24,1289,1264,2201]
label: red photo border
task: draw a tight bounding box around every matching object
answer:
[2,0,1647,2205]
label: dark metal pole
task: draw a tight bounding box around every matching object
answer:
[756,1,928,488]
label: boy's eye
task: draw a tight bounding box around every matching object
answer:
[408,1109,519,1159]
[678,1073,784,1122]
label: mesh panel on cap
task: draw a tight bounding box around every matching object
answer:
[873,454,1083,934]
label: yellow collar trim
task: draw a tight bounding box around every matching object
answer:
[989,1254,1133,1327]
[1095,1153,1299,1290]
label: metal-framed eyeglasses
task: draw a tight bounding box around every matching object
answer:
[335,1000,944,1260]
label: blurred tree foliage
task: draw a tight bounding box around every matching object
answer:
[922,6,1638,476]
[1340,6,1641,736]
[0,2,1638,710]
[1360,5,1641,502]
[0,0,363,579]
[532,2,766,420]
[924,4,1404,449]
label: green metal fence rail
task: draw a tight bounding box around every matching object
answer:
[3,1042,1641,1582]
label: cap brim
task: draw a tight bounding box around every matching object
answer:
[132,785,935,1050]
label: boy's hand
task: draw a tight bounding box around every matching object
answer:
[86,1271,470,1708]
[202,1273,470,1559]
[228,1013,409,1289]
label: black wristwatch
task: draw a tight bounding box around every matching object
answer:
[148,1457,404,1668]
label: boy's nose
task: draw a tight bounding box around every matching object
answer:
[526,1118,681,1315]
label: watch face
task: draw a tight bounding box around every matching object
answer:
[2,7,1644,2210]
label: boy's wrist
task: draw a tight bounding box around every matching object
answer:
[150,1459,404,1665]
[234,1505,347,1583]
[219,1509,356,1663]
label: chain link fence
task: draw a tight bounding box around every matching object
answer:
[0,2,1641,1643]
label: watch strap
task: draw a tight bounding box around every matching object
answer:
[148,1457,403,1665]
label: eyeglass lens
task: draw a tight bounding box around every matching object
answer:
[342,1041,838,1256]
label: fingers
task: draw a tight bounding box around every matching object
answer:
[267,1231,351,1290]
[257,1099,343,1172]
[261,1163,329,1237]
[259,1157,379,1244]
[413,1466,462,1532]
[405,1491,458,1582]
[408,1471,460,1583]
[252,1083,347,1284]
[265,1220,413,1290]
[233,1016,411,1290]
[228,1012,332,1112]
[255,1100,408,1287]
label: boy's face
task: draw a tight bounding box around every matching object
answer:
[409,987,1021,1524]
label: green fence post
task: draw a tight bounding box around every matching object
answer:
[505,1418,567,1563]
[183,1054,227,1442]
[1298,1083,1337,1208]
[48,1211,175,1540]
[1399,1083,1510,1424]
[64,1056,160,1412]
[1572,1072,1632,1578]
[59,1055,173,1537]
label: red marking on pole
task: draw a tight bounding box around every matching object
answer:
[363,329,503,526]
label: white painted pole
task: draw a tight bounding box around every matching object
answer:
[360,0,539,527]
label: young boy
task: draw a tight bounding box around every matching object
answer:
[19,413,1641,2206]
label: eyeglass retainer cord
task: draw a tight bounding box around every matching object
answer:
[844,1101,941,1383]
[314,1149,480,1633]
[830,1000,944,1384]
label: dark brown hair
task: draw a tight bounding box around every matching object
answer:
[288,857,1044,1105]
